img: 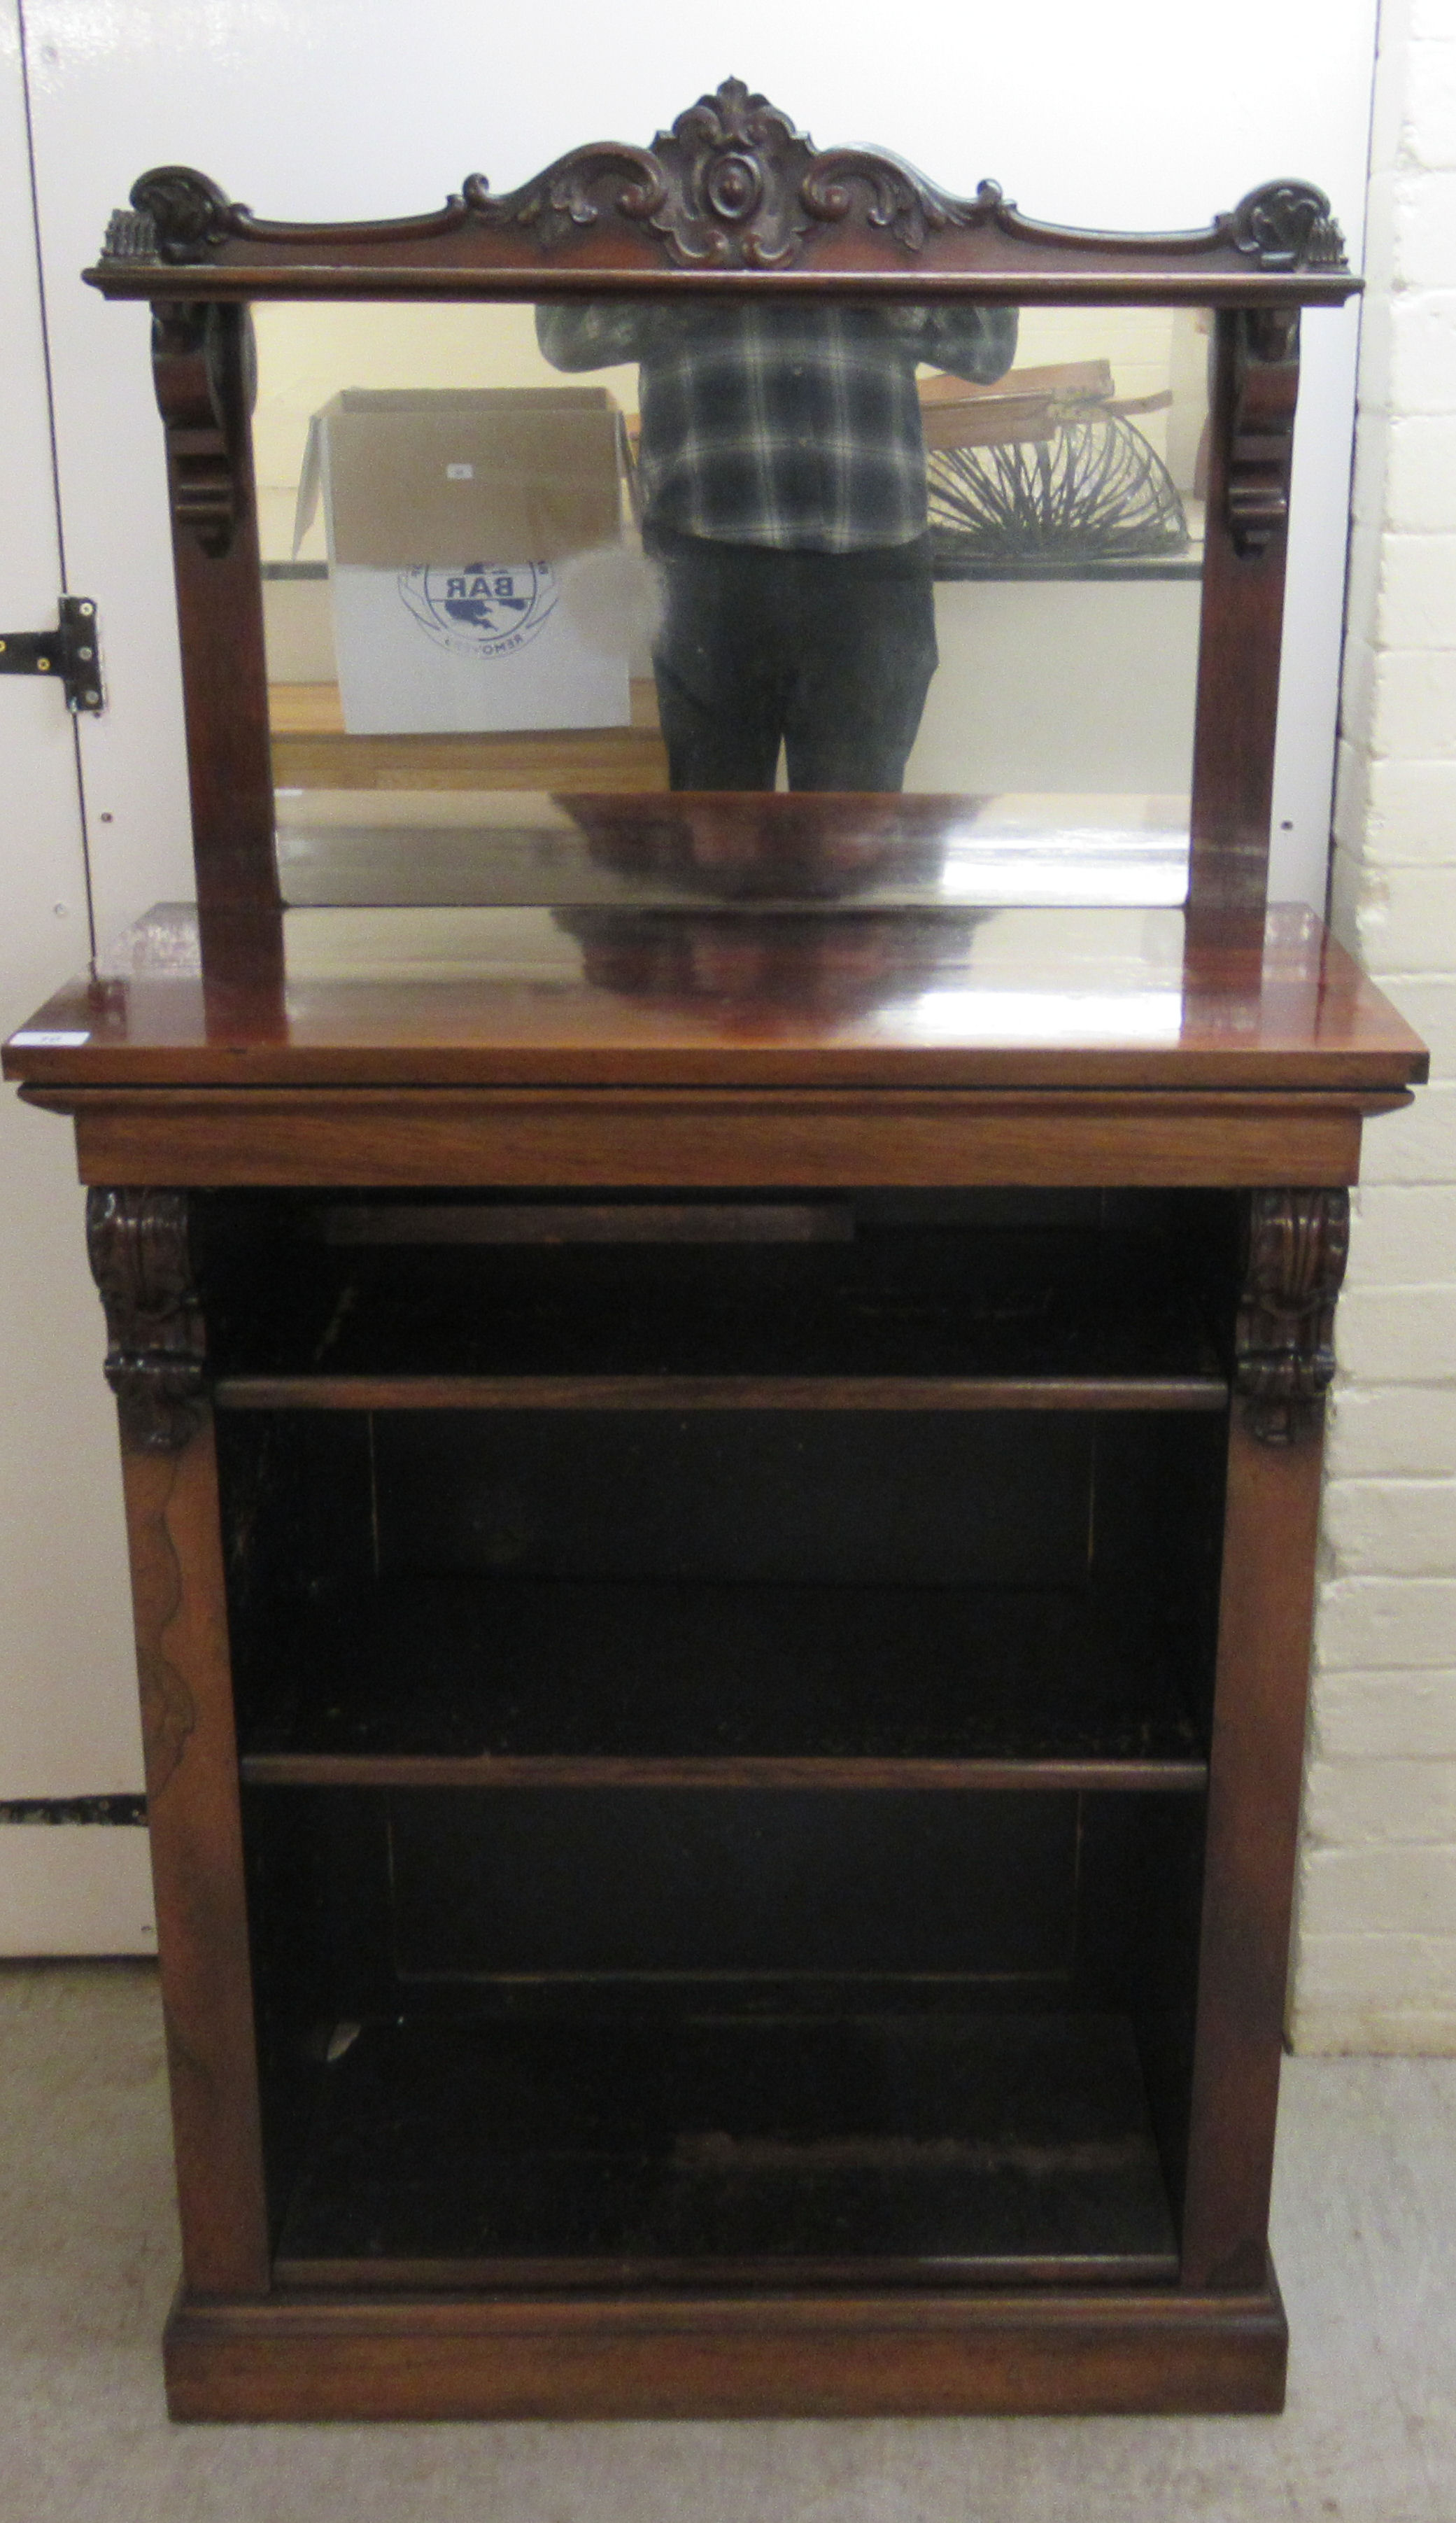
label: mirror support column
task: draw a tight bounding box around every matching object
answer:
[151,299,283,992]
[1188,307,1301,933]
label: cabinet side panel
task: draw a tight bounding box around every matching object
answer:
[121,1419,270,2294]
[1180,1412,1324,2289]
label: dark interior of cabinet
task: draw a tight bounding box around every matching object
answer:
[195,1186,1233,1385]
[215,1188,1234,2289]
[242,1782,1204,2289]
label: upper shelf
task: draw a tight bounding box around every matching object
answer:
[84,78,1361,307]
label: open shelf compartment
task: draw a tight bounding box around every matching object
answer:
[239,1573,1208,1780]
[271,2011,1180,2290]
[215,1188,1230,2295]
[222,1400,1225,1780]
[198,1187,1234,1393]
[243,1778,1203,2291]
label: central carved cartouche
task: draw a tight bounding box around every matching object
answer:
[707,155,758,216]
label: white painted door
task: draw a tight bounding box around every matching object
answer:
[0,0,153,1951]
[7,0,1380,1946]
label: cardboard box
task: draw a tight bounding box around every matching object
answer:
[293,388,632,736]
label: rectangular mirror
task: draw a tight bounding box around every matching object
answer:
[254,297,1208,914]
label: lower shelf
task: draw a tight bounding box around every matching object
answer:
[273,2011,1178,2291]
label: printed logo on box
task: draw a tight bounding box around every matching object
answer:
[397,563,559,660]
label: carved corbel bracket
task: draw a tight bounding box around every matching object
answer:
[1235,1189,1349,1445]
[86,1190,208,1453]
[1227,305,1301,558]
[150,300,255,557]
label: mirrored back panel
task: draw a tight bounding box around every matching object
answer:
[255,297,1209,913]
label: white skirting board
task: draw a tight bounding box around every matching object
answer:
[0,1826,156,1956]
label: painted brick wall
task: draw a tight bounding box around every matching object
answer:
[1292,0,1456,2052]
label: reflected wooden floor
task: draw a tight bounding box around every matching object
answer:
[269,679,671,792]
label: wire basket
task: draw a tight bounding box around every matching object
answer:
[928,405,1190,570]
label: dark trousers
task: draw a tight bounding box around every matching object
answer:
[649,529,938,792]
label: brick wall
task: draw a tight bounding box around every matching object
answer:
[1292,0,1456,2052]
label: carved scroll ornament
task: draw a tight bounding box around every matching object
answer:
[470,78,973,267]
[1235,1190,1349,1445]
[86,1188,207,1453]
[148,300,256,558]
[1225,180,1344,273]
[95,82,1348,280]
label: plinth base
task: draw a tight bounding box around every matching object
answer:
[164,2268,1287,2420]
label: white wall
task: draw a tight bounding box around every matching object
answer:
[1294,0,1456,2055]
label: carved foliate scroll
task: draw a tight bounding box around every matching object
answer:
[150,300,255,557]
[1225,179,1345,273]
[86,1189,207,1453]
[1227,306,1301,558]
[94,83,1349,281]
[125,166,237,264]
[471,78,971,267]
[1235,1190,1349,1444]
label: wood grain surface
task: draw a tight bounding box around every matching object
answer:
[162,2275,1289,2419]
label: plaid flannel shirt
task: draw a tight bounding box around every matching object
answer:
[535,300,1017,553]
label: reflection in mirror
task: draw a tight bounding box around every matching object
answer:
[278,904,1188,1050]
[254,297,1208,909]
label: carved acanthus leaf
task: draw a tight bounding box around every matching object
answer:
[86,1189,207,1453]
[801,148,973,255]
[462,150,665,248]
[1235,1190,1349,1444]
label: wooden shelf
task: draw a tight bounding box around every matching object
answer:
[271,2011,1179,2289]
[217,1370,1227,1414]
[236,1573,1209,1778]
[243,1750,1206,1790]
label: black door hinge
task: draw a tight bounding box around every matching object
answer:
[0,596,104,713]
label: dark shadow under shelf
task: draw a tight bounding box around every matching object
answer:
[273,2011,1179,2289]
[238,1575,1208,1785]
[199,1202,1229,1390]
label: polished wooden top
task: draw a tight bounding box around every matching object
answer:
[4,887,1427,1098]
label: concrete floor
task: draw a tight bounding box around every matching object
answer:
[1,1965,1453,2522]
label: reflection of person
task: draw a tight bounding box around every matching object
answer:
[537,301,1017,791]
